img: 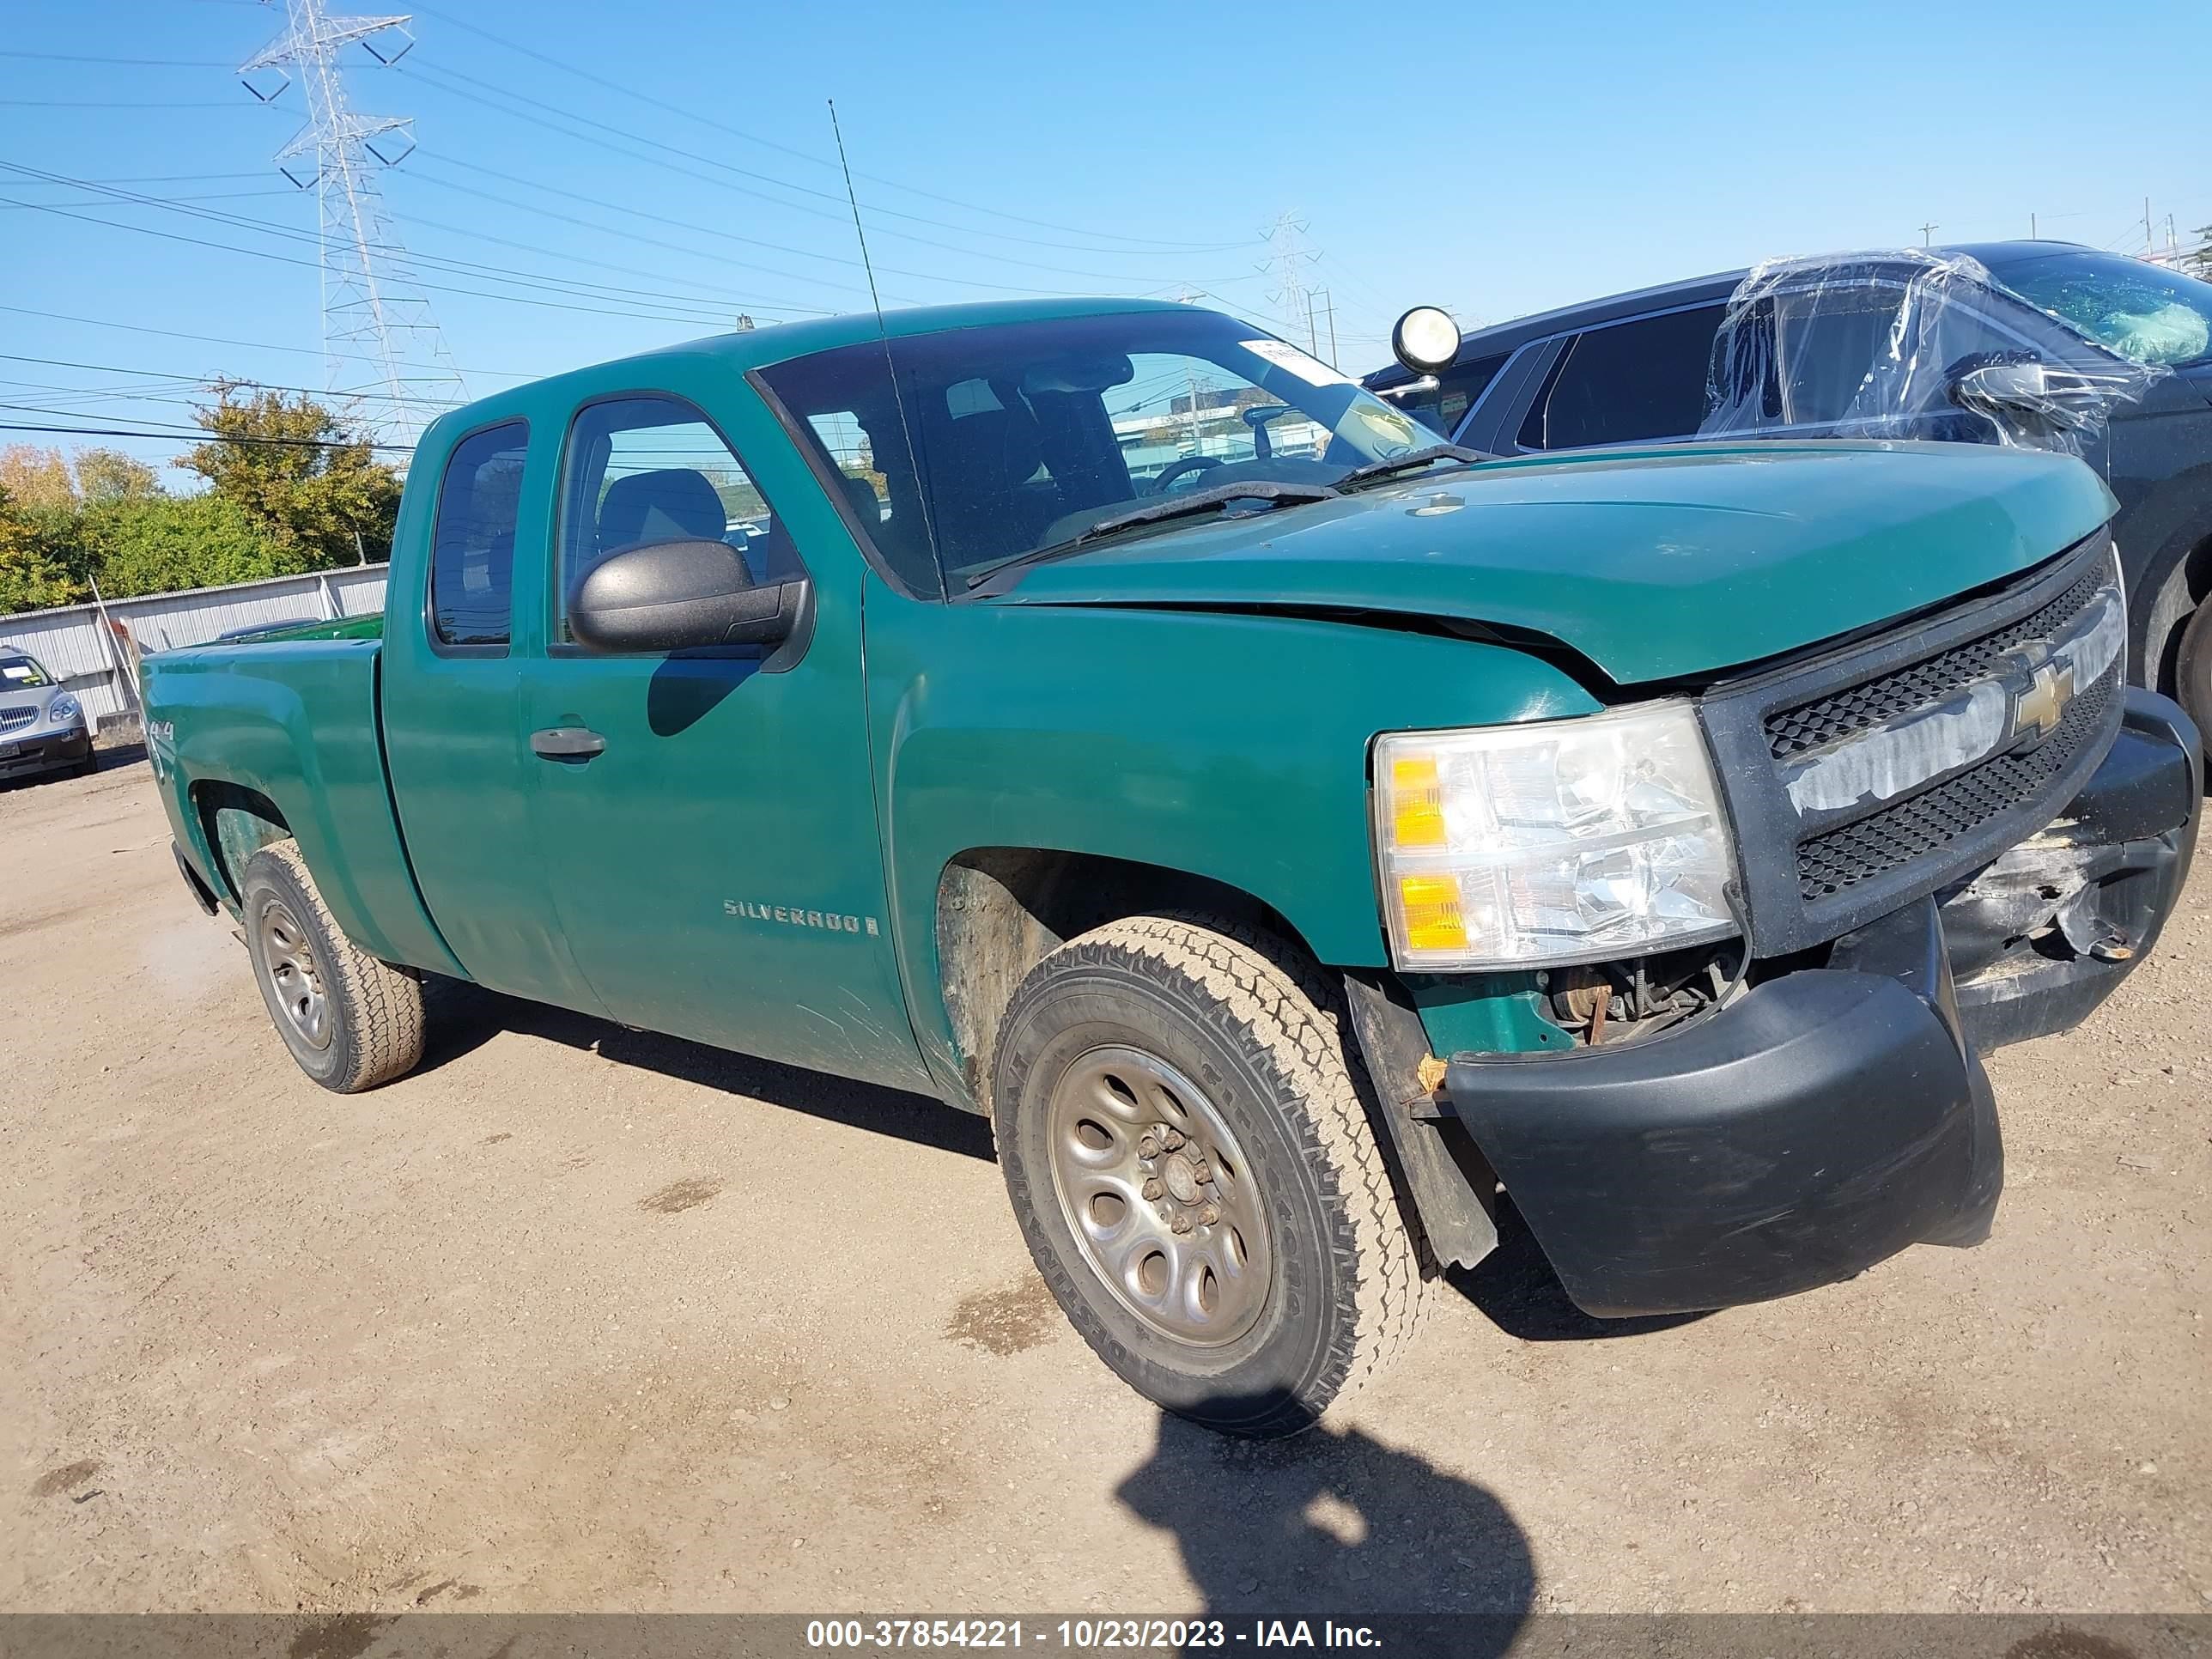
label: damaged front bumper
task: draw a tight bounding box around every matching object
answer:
[1441,687,2198,1319]
[1944,689,2202,1048]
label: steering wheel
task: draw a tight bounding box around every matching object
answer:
[1147,454,1226,495]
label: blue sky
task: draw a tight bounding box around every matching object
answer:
[4,0,2207,483]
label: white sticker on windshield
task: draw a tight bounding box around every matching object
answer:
[1241,339,1353,388]
[2,665,31,681]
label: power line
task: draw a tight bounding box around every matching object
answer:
[391,167,888,307]
[3,161,848,319]
[0,50,240,66]
[0,98,282,108]
[0,353,470,409]
[0,191,807,331]
[392,61,1246,293]
[1,186,299,208]
[402,55,1247,270]
[0,302,531,380]
[404,3,1252,254]
[0,416,411,454]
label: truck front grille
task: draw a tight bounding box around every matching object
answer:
[1796,666,2117,900]
[1698,530,2125,956]
[0,707,35,733]
[1765,564,2110,761]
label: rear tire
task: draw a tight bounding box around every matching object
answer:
[240,839,424,1093]
[991,915,1425,1437]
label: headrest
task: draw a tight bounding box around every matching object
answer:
[933,404,1042,492]
[598,468,727,551]
[840,471,883,522]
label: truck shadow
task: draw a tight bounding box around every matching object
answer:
[418,979,994,1161]
[1449,1200,1711,1342]
[416,981,1705,1336]
[1116,1404,1534,1641]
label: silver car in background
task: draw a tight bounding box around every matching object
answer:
[0,646,94,782]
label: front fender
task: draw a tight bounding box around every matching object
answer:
[864,586,1601,1093]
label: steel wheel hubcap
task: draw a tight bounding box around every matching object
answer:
[1046,1045,1272,1348]
[256,897,331,1052]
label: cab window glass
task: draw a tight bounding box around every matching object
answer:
[554,396,798,646]
[795,408,939,593]
[1519,306,1724,449]
[428,422,527,648]
[756,309,1431,596]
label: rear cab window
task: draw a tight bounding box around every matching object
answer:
[428,422,529,650]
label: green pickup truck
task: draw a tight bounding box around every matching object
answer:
[144,297,2200,1437]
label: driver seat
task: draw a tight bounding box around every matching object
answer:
[923,401,1056,567]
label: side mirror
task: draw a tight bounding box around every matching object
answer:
[1948,356,2105,434]
[1390,307,1461,376]
[568,538,807,654]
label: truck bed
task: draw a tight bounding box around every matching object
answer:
[143,635,459,977]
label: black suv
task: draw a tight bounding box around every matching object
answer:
[1365,242,2212,739]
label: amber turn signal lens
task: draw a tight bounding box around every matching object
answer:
[1389,753,1447,848]
[1396,872,1468,952]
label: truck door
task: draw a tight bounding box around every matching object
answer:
[516,388,930,1092]
[382,416,610,1014]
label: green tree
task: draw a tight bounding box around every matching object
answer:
[2186,227,2212,280]
[74,447,163,505]
[184,384,404,567]
[0,485,82,612]
[76,493,303,599]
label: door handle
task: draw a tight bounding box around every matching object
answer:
[531,725,606,760]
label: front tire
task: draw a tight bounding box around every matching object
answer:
[240,840,424,1093]
[992,915,1425,1437]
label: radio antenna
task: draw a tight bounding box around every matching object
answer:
[829,99,942,598]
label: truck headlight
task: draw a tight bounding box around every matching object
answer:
[1372,702,1739,969]
[47,693,82,727]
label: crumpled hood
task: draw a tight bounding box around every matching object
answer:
[981,441,2117,684]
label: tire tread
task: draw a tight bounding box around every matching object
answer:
[995,912,1425,1433]
[247,840,425,1092]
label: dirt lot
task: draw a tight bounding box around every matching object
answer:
[3,753,2208,1618]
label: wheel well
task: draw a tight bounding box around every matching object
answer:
[2140,527,2212,698]
[191,782,290,905]
[934,848,1310,1107]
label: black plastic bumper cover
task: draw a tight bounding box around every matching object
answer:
[1433,681,2194,1318]
[1446,899,1998,1318]
[1443,688,2198,1320]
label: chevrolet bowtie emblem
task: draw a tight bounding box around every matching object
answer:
[2012,658,2075,746]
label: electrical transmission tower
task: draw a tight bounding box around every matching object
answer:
[1261,212,1322,356]
[240,0,465,452]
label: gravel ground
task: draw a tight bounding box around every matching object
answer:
[3,754,2207,1617]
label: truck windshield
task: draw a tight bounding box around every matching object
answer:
[756,307,1437,597]
[1993,250,2212,368]
[1,653,52,689]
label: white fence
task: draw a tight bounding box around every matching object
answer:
[0,565,389,732]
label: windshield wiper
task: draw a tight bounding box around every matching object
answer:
[963,480,1341,589]
[1334,443,1494,490]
